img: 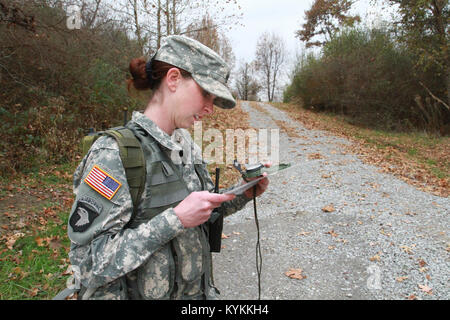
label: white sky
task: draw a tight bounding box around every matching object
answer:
[225,0,382,62]
[221,0,391,98]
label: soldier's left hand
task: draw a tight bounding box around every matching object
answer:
[243,162,270,199]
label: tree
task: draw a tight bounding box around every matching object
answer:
[107,0,242,53]
[385,0,449,105]
[235,61,260,101]
[296,0,360,47]
[0,0,36,31]
[255,32,286,102]
[185,14,235,70]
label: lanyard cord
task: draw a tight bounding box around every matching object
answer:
[252,186,262,300]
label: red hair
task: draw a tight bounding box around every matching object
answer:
[128,58,191,92]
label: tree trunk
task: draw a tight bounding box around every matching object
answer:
[172,0,176,34]
[165,0,170,36]
[157,0,161,49]
[132,0,144,55]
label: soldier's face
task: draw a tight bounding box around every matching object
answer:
[175,78,215,128]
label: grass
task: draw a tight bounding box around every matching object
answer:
[0,212,70,299]
[0,162,76,300]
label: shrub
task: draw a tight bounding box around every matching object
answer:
[285,27,449,133]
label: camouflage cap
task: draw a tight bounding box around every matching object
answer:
[154,35,236,109]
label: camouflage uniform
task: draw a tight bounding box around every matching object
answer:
[68,111,250,299]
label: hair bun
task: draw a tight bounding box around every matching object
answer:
[128,58,152,91]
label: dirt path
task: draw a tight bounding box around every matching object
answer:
[213,101,449,300]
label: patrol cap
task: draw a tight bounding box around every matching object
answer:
[154,35,236,109]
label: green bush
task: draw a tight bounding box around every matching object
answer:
[0,2,145,176]
[284,27,449,133]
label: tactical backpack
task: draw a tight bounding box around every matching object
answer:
[81,126,224,248]
[81,126,146,221]
[54,125,225,300]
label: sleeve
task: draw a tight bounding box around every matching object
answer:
[196,161,251,220]
[68,137,185,289]
[219,182,252,217]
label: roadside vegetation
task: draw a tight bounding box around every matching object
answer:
[271,102,449,198]
[0,101,248,300]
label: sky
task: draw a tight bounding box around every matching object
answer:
[224,0,382,63]
[222,0,390,94]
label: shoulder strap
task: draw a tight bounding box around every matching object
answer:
[103,127,146,221]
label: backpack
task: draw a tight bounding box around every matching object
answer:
[81,126,146,221]
[81,126,223,249]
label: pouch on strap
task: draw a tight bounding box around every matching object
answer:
[104,127,146,222]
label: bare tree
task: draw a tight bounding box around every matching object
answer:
[235,61,260,101]
[105,0,242,54]
[0,0,36,31]
[255,32,286,102]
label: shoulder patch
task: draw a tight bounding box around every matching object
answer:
[84,165,122,200]
[69,200,101,233]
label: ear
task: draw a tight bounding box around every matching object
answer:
[165,67,182,92]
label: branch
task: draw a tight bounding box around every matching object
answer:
[419,81,450,110]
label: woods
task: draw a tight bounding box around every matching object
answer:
[0,0,448,177]
[0,0,240,175]
[285,0,449,134]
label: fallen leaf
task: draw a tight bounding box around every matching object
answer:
[370,254,381,262]
[396,276,408,282]
[325,229,338,237]
[308,153,323,160]
[285,268,307,280]
[6,232,25,250]
[418,259,427,268]
[30,288,39,297]
[48,237,62,250]
[418,284,432,294]
[35,237,45,247]
[322,205,335,213]
[400,245,413,254]
[12,267,22,275]
[407,294,417,300]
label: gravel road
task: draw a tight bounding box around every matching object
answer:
[213,101,449,300]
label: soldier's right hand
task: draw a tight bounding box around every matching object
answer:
[174,191,235,228]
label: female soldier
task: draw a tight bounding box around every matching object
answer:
[65,35,269,300]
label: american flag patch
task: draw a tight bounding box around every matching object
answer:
[84,165,122,200]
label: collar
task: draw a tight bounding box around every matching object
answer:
[131,111,182,151]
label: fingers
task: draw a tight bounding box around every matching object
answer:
[204,192,236,203]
